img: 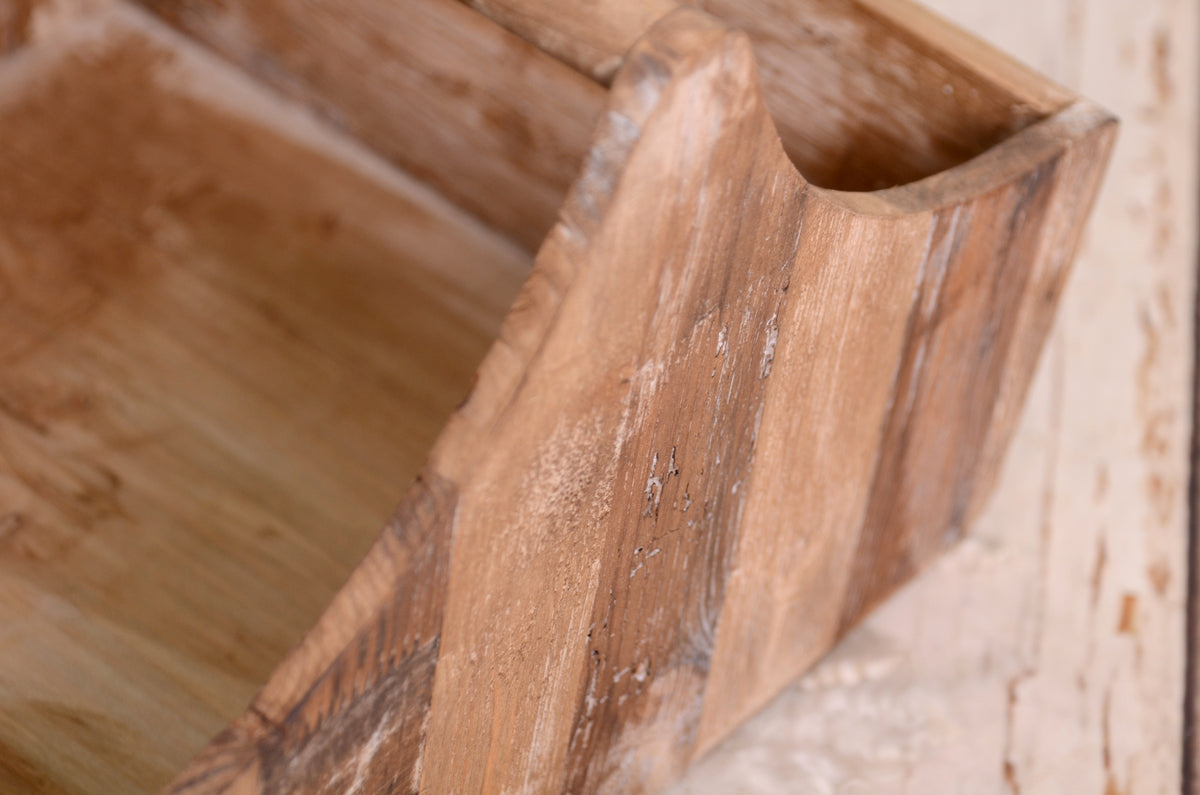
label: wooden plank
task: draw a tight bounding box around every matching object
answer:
[0,6,529,792]
[700,102,1115,746]
[689,0,1072,191]
[671,0,1198,791]
[135,0,606,251]
[167,6,1113,792]
[138,0,1079,201]
[456,0,1074,191]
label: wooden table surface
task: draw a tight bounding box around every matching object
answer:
[672,0,1199,792]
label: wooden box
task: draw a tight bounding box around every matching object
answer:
[0,0,1114,792]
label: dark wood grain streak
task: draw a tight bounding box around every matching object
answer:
[841,160,1067,625]
[455,0,1073,192]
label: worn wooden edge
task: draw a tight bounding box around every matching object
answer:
[848,0,1073,116]
[128,0,1091,235]
[473,0,1110,217]
[420,13,799,789]
[457,0,1073,127]
[832,100,1117,216]
[163,6,1118,793]
[449,0,1086,196]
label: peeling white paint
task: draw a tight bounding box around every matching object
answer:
[760,314,779,379]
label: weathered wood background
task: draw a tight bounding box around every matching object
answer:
[671,0,1199,792]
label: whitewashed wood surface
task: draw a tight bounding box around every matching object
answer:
[671,0,1198,792]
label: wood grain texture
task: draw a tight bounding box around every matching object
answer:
[461,0,1075,191]
[689,0,1074,191]
[459,0,677,82]
[672,0,1198,792]
[0,6,528,792]
[163,6,1114,793]
[0,1,1119,792]
[134,0,1076,202]
[134,0,605,251]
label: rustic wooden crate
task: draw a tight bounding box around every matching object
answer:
[0,0,1114,792]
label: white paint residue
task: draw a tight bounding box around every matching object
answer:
[344,708,395,795]
[760,314,780,379]
[644,451,663,516]
[632,661,650,684]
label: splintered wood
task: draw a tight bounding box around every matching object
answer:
[0,0,1122,792]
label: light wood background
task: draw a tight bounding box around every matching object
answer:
[671,0,1199,792]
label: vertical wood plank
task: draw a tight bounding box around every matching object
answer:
[696,202,930,745]
[671,0,1198,792]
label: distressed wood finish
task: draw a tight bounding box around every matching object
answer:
[0,1,1117,792]
[135,0,1073,198]
[676,0,1198,791]
[460,0,1075,191]
[0,6,529,792]
[162,7,1112,794]
[133,0,605,250]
